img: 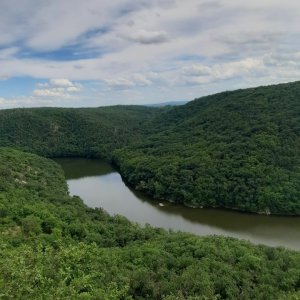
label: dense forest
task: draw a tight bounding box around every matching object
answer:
[0,106,157,158]
[0,81,300,215]
[114,81,300,215]
[1,148,299,299]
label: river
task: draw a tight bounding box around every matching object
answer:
[55,158,300,251]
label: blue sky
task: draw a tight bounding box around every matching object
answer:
[0,0,300,108]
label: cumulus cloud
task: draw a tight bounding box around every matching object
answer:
[67,86,81,92]
[0,78,83,109]
[33,78,81,98]
[182,58,264,82]
[33,88,67,98]
[104,78,135,89]
[0,0,300,107]
[104,74,152,89]
[49,78,74,87]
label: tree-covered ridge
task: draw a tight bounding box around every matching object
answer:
[1,81,300,215]
[114,82,300,215]
[1,148,300,299]
[0,106,158,158]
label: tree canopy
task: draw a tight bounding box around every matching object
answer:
[1,81,300,214]
[0,148,299,299]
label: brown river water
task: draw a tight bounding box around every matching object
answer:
[55,158,300,251]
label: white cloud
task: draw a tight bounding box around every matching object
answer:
[121,29,170,44]
[33,78,81,98]
[132,74,152,86]
[33,88,68,98]
[0,47,19,60]
[49,78,73,87]
[0,77,83,108]
[0,0,300,107]
[67,86,81,92]
[182,65,212,77]
[183,58,264,82]
[104,73,152,89]
[104,78,135,89]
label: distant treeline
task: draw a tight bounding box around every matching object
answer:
[1,81,300,215]
[1,148,299,299]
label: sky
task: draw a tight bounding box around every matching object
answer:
[0,0,300,108]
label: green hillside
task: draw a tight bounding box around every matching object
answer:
[1,148,299,299]
[0,106,157,158]
[1,81,300,214]
[114,82,300,215]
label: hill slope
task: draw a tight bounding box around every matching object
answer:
[115,81,300,215]
[1,81,300,215]
[1,148,300,299]
[0,106,158,158]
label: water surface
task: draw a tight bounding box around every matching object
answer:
[56,158,300,250]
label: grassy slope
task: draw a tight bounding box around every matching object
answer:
[0,148,299,299]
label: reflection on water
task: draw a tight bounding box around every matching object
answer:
[55,158,300,251]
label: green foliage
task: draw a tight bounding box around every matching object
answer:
[0,148,300,299]
[0,106,158,158]
[1,82,300,215]
[114,81,300,215]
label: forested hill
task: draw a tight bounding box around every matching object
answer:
[1,81,300,215]
[114,81,300,215]
[0,105,158,158]
[1,148,300,299]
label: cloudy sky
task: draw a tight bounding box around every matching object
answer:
[0,0,299,108]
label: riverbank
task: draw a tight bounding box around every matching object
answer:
[1,148,300,299]
[57,157,300,250]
